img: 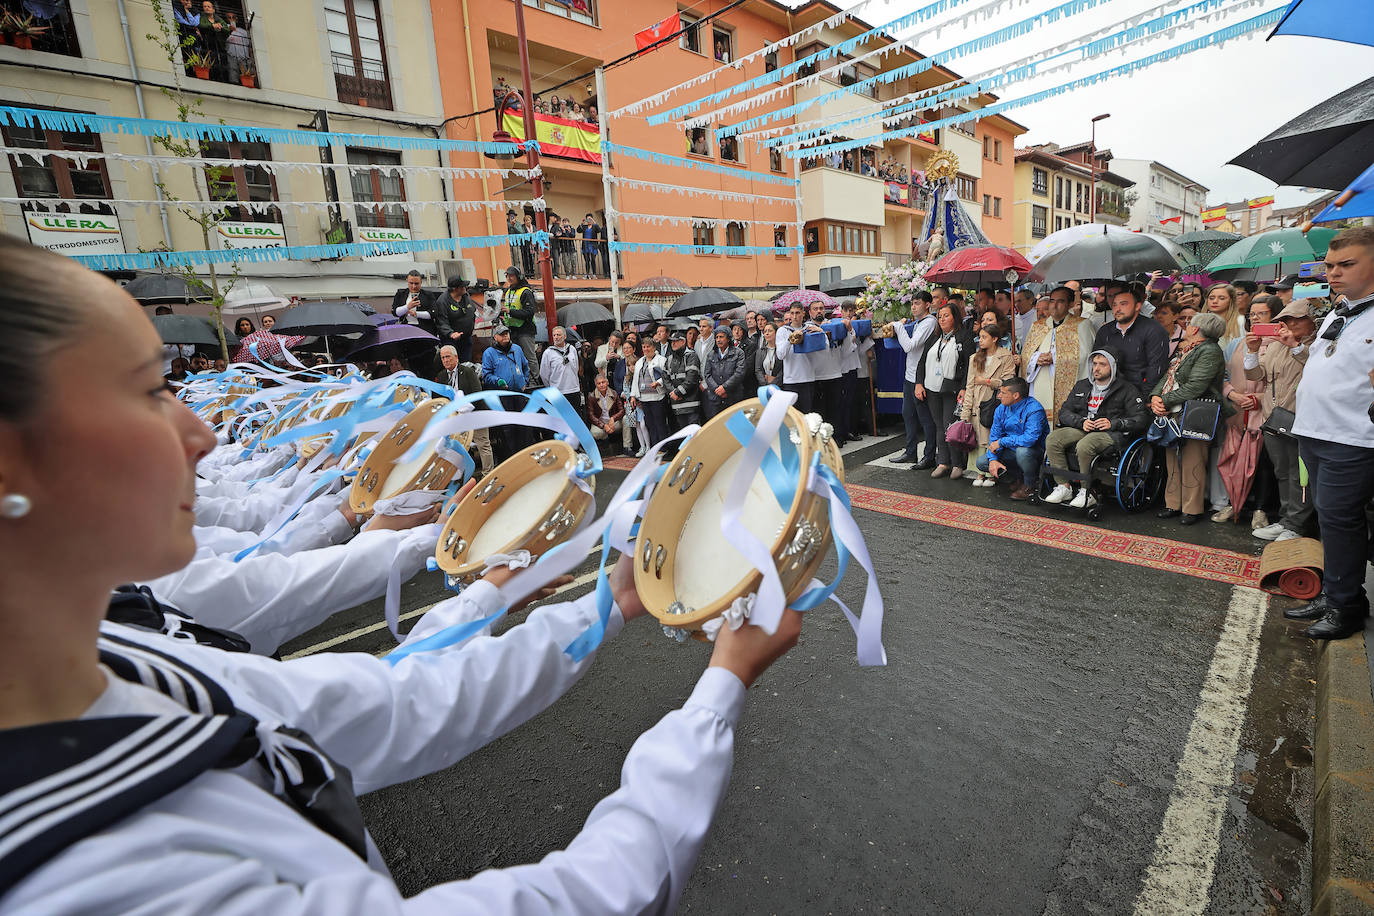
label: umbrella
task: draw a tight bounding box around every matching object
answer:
[1172,230,1243,269]
[770,289,836,317]
[346,323,439,362]
[1268,0,1374,48]
[621,302,668,324]
[924,245,1033,287]
[819,275,870,297]
[557,300,614,326]
[1217,421,1264,525]
[533,316,584,344]
[1204,227,1338,280]
[1311,161,1374,223]
[1026,230,1192,285]
[667,287,743,317]
[125,273,211,305]
[625,275,691,302]
[221,282,290,316]
[152,314,237,347]
[270,300,375,337]
[1228,76,1374,191]
[1027,223,1136,264]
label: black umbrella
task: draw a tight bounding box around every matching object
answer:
[1228,75,1374,191]
[533,316,584,345]
[667,287,744,317]
[820,274,870,296]
[557,300,614,326]
[270,300,375,337]
[1026,229,1191,285]
[125,273,211,305]
[622,302,668,324]
[152,314,238,347]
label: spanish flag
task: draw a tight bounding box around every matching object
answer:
[1247,195,1274,209]
[502,111,601,165]
[1200,205,1227,223]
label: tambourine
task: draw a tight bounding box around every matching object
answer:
[434,439,595,584]
[349,397,469,515]
[634,397,844,635]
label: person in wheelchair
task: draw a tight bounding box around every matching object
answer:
[1044,349,1150,509]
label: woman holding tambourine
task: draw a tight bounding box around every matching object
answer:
[0,236,801,913]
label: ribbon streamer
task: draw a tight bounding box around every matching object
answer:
[605,142,798,186]
[610,241,802,257]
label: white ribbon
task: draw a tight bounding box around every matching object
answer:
[481,550,534,575]
[368,488,448,519]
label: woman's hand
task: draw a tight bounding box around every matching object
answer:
[1150,395,1168,417]
[1228,391,1250,408]
[914,383,927,400]
[1245,333,1263,353]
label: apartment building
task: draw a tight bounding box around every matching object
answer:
[1011,141,1135,253]
[1110,158,1209,237]
[0,0,455,297]
[1215,197,1278,236]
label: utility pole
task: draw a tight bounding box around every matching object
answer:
[513,0,559,330]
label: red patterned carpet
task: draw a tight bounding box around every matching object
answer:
[601,456,1261,587]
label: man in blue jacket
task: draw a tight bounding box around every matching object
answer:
[977,376,1048,501]
[480,325,531,461]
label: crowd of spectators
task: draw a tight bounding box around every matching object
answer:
[173,0,253,83]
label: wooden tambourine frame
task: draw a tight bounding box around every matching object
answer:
[434,439,595,584]
[349,397,463,515]
[634,398,845,633]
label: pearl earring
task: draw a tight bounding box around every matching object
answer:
[0,493,31,519]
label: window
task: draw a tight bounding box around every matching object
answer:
[803,219,881,256]
[955,174,977,202]
[692,222,715,252]
[983,136,991,159]
[990,196,1002,218]
[686,127,711,157]
[202,141,280,223]
[769,147,783,173]
[1054,215,1064,232]
[804,225,819,253]
[1032,205,1048,238]
[712,28,732,63]
[725,221,745,247]
[679,12,701,53]
[719,133,740,163]
[983,194,991,215]
[773,224,788,248]
[764,50,778,73]
[993,140,1002,163]
[347,148,407,228]
[796,42,827,78]
[2,0,81,56]
[838,61,877,99]
[2,113,113,213]
[1054,176,1063,209]
[326,0,393,109]
[522,0,597,26]
[1032,168,1048,196]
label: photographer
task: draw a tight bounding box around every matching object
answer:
[539,325,584,413]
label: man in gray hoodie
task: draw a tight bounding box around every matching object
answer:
[1043,348,1149,509]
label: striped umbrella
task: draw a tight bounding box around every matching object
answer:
[625,275,691,302]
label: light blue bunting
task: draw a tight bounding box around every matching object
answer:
[604,142,798,186]
[69,232,550,271]
[0,106,528,155]
[788,8,1286,158]
[610,241,802,257]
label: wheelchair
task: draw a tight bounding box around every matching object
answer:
[1035,435,1165,521]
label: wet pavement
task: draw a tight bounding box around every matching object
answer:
[279,433,1319,914]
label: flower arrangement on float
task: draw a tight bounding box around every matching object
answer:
[860,261,929,336]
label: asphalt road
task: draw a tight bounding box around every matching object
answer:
[278,433,1318,915]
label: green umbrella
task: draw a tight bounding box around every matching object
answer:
[1205,227,1338,279]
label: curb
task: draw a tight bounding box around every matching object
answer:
[1313,630,1374,915]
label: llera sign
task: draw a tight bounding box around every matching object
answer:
[215,220,287,250]
[24,212,127,256]
[356,224,412,262]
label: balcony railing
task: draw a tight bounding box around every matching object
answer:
[884,181,932,211]
[1095,196,1131,220]
[1,0,80,57]
[333,54,392,109]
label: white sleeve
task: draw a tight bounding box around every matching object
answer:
[1243,351,1260,370]
[894,320,915,352]
[137,527,436,655]
[775,330,795,360]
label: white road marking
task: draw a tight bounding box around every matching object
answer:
[866,443,927,470]
[1132,585,1268,915]
[838,433,896,457]
[283,567,603,660]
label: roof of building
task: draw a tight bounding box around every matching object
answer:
[1110,158,1209,192]
[1014,145,1134,188]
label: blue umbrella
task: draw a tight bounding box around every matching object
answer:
[1268,0,1374,48]
[1312,161,1374,222]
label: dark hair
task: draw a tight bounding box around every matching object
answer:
[154,305,173,315]
[916,290,933,304]
[978,286,996,298]
[1106,281,1145,304]
[235,317,255,335]
[1232,280,1258,295]
[406,269,422,279]
[1000,376,1030,398]
[447,275,468,289]
[937,301,964,326]
[1049,285,1075,301]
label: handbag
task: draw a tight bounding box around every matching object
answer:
[1260,406,1296,438]
[1178,398,1221,442]
[979,396,997,430]
[1147,415,1180,446]
[945,419,978,450]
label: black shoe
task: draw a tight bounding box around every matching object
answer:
[892,453,920,463]
[1303,608,1368,641]
[913,458,937,471]
[1284,595,1330,621]
[1179,513,1204,526]
[1157,508,1181,519]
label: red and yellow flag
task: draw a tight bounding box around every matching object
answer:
[502,111,601,165]
[1200,205,1227,223]
[1247,195,1274,209]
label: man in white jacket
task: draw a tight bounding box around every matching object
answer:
[889,293,937,466]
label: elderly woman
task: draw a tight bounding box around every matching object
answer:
[0,235,801,913]
[1151,312,1236,525]
[961,322,1018,486]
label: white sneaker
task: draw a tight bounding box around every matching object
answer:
[1274,529,1301,541]
[1253,522,1287,541]
[1069,488,1090,509]
[1045,484,1073,505]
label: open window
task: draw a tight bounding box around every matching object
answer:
[686,127,711,157]
[692,222,715,253]
[725,221,746,247]
[769,147,783,172]
[679,11,701,53]
[764,50,778,72]
[712,27,733,62]
[719,133,740,163]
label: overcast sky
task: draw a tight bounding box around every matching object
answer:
[825,0,1373,208]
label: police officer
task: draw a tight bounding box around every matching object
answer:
[663,329,702,431]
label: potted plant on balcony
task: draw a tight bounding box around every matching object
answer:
[9,13,49,50]
[238,61,256,88]
[185,48,212,80]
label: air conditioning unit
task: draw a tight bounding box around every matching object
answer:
[819,266,841,287]
[436,258,476,285]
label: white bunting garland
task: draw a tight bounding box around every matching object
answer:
[1,196,546,215]
[607,176,799,207]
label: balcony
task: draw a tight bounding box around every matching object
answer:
[1,0,80,57]
[883,180,932,212]
[333,54,392,109]
[884,251,909,269]
[522,0,597,27]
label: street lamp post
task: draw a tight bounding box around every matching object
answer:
[512,0,559,331]
[1089,113,1110,223]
